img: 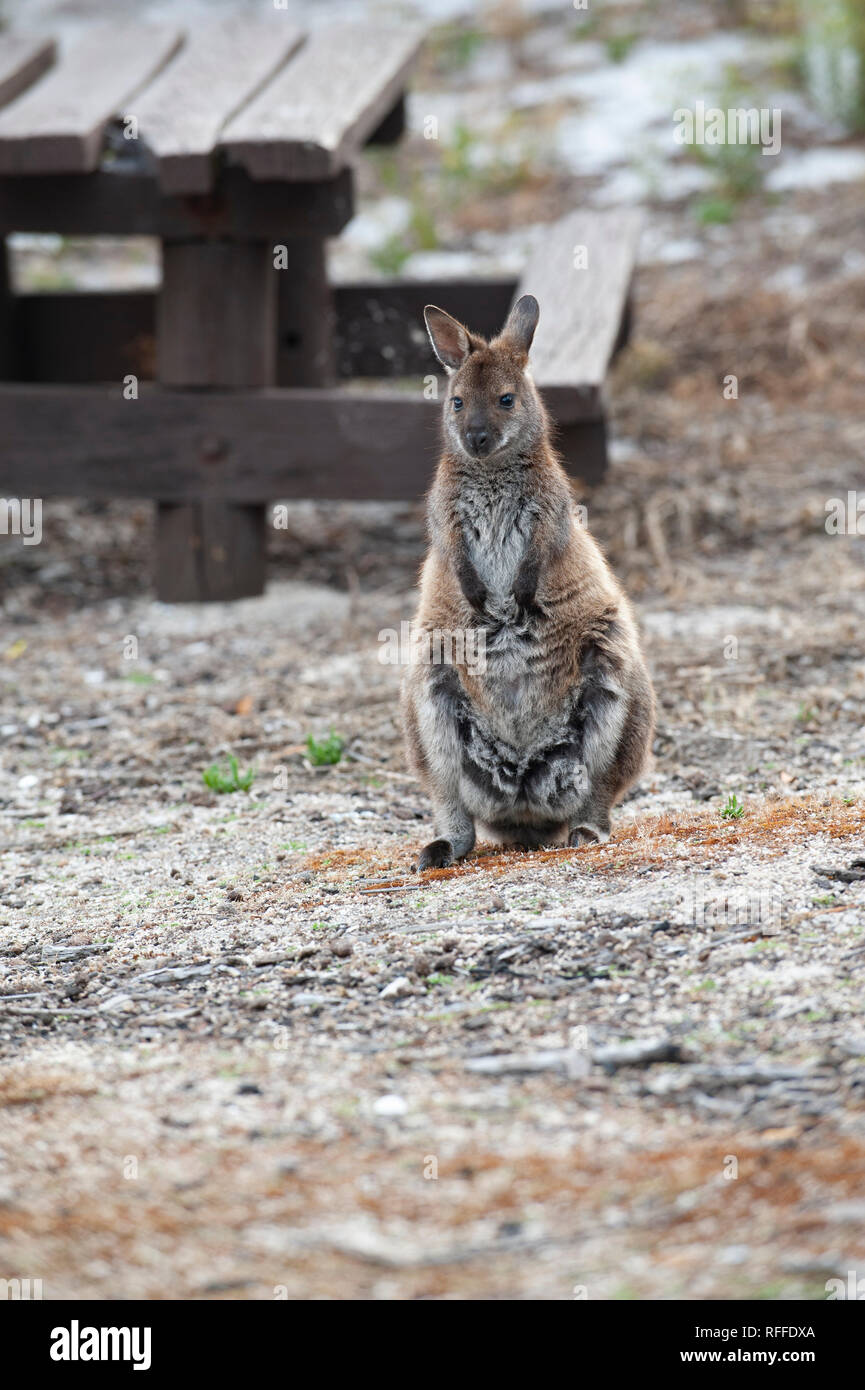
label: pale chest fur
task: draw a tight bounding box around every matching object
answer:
[450,480,564,743]
[455,482,536,597]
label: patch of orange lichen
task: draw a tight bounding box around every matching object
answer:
[285,797,865,897]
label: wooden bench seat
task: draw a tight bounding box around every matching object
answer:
[0,25,184,174]
[0,34,55,110]
[519,208,641,424]
[221,24,423,183]
[0,20,422,190]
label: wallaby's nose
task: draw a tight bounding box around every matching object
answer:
[466,426,489,456]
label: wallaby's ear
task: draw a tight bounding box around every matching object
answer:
[424,305,472,372]
[501,293,539,358]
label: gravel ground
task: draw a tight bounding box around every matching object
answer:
[2,562,865,1299]
[2,1,865,1301]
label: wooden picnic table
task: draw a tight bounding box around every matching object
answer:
[0,19,638,602]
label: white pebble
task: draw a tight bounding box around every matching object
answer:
[373,1095,408,1117]
[380,976,411,1000]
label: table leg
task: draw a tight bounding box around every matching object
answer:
[154,239,275,602]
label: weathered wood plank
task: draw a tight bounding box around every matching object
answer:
[517,210,641,419]
[133,20,305,195]
[0,24,183,174]
[0,164,354,237]
[222,24,424,180]
[0,35,56,111]
[155,239,277,601]
[0,384,607,497]
[0,384,438,498]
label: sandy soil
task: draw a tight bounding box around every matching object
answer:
[2,1,865,1300]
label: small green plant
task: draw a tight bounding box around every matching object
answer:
[685,66,770,226]
[428,21,485,75]
[440,121,476,183]
[693,138,764,201]
[305,731,344,766]
[202,754,255,794]
[694,195,736,225]
[570,13,602,41]
[409,202,438,252]
[369,184,439,276]
[812,894,837,907]
[366,148,402,193]
[721,793,745,820]
[606,32,639,63]
[369,233,412,276]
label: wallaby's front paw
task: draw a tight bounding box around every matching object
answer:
[417,838,454,871]
[511,579,537,611]
[456,554,488,615]
[512,554,541,618]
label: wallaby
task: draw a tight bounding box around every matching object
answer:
[402,294,655,871]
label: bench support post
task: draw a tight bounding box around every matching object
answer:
[276,237,334,387]
[155,239,275,602]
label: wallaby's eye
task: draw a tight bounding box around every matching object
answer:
[452,396,463,410]
[499,393,515,409]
